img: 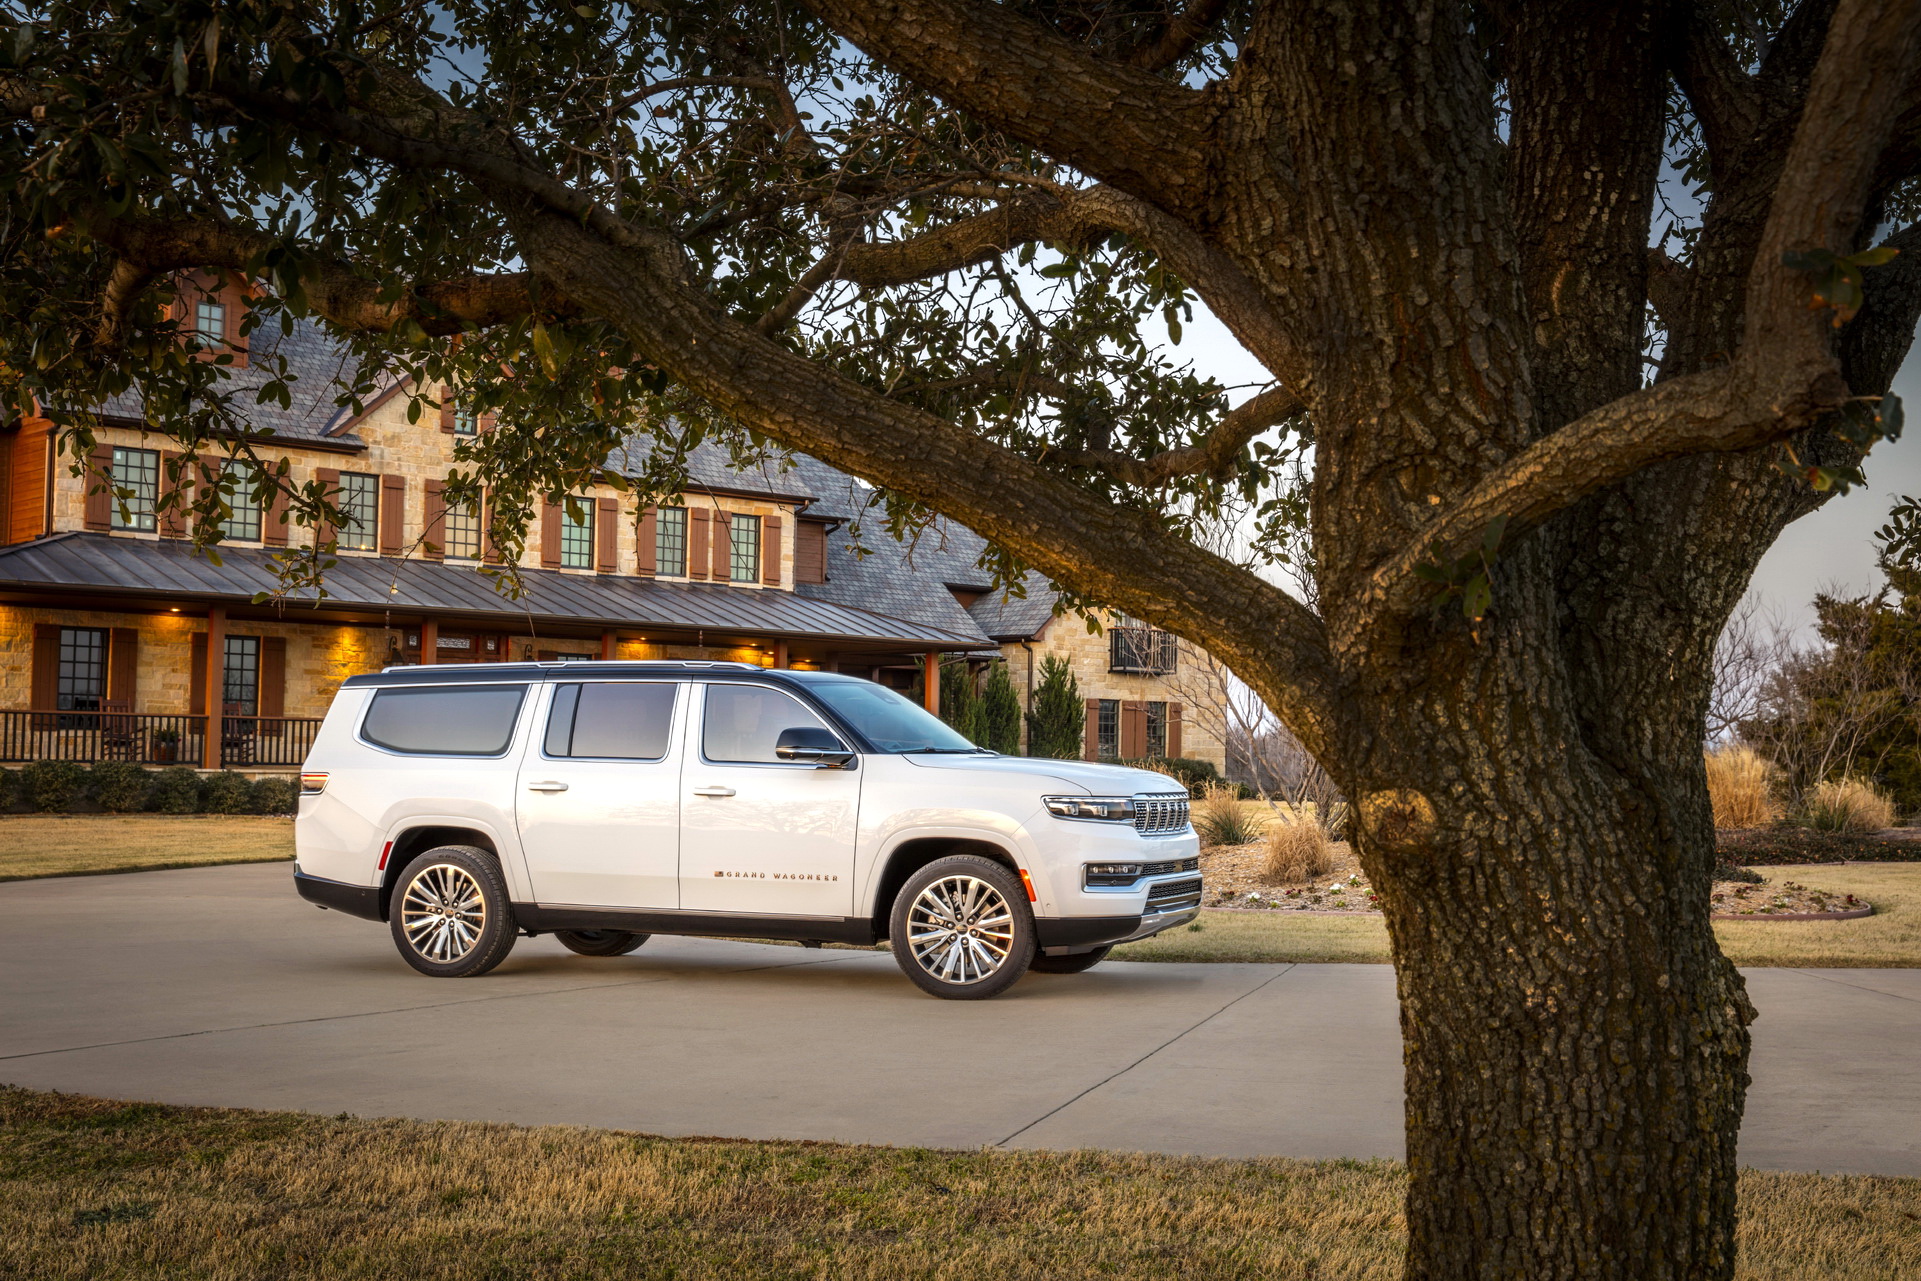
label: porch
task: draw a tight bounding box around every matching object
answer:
[0,708,321,770]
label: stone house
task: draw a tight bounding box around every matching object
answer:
[0,292,1221,773]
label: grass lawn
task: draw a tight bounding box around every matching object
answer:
[0,1088,1913,1281]
[1115,863,1921,968]
[0,815,293,882]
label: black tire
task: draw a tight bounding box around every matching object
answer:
[388,846,518,978]
[888,854,1036,1000]
[1029,945,1112,974]
[554,929,649,957]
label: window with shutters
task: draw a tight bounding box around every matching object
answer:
[194,299,226,347]
[223,636,260,715]
[656,505,688,576]
[1097,698,1120,759]
[220,462,262,541]
[336,472,378,551]
[57,627,107,714]
[559,500,594,568]
[443,498,481,560]
[729,513,760,582]
[1145,701,1168,758]
[453,405,478,436]
[109,447,159,532]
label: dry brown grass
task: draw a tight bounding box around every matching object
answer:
[1191,784,1267,847]
[1707,746,1783,830]
[1263,816,1337,882]
[0,814,293,881]
[1802,778,1897,834]
[0,1088,1910,1280]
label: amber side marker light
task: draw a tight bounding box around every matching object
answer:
[1018,868,1038,902]
[299,772,329,796]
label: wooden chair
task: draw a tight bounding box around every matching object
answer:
[220,701,257,765]
[99,699,141,760]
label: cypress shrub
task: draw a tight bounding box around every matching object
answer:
[199,770,254,815]
[938,659,983,744]
[0,766,19,811]
[21,760,87,812]
[978,661,1023,754]
[89,761,153,813]
[249,776,296,815]
[1025,655,1085,759]
[149,767,203,814]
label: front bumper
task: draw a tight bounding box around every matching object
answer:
[1033,896,1203,955]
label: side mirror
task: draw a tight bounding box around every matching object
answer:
[774,726,855,768]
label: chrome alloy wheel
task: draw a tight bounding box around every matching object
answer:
[906,875,1016,985]
[399,863,487,964]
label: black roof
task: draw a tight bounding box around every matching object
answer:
[341,660,862,688]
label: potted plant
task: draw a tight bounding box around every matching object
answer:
[152,727,179,763]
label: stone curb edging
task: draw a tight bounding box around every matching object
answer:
[1710,905,1874,922]
[1203,905,1383,917]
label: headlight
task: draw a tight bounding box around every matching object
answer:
[1083,862,1144,888]
[1043,795,1136,822]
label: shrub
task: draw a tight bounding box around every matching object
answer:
[1712,862,1766,885]
[1192,783,1266,847]
[199,770,254,815]
[1024,655,1084,759]
[1155,756,1225,796]
[1704,745,1781,830]
[88,761,153,813]
[1802,777,1896,833]
[21,760,86,812]
[977,661,1023,755]
[148,767,203,814]
[1264,815,1337,883]
[249,776,296,815]
[0,766,18,811]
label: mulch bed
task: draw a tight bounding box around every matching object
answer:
[1711,878,1872,919]
[1717,825,1921,865]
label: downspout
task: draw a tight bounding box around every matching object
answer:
[1021,640,1036,754]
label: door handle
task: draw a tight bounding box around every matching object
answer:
[526,780,569,793]
[692,786,736,797]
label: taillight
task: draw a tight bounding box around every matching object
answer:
[299,772,329,796]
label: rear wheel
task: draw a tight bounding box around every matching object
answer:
[554,929,649,957]
[1030,945,1112,974]
[888,855,1035,1000]
[388,846,517,978]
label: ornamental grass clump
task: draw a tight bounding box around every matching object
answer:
[1803,777,1897,834]
[1264,815,1336,884]
[1704,745,1782,830]
[1192,784,1265,847]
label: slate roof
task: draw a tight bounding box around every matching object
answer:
[0,533,995,650]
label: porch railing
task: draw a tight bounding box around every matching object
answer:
[0,710,322,769]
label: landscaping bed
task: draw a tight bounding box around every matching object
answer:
[1712,879,1871,919]
[1718,825,1921,865]
[1200,840,1382,911]
[0,1086,1913,1281]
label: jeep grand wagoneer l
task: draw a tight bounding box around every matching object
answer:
[293,661,1201,999]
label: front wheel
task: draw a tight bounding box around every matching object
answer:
[554,929,649,957]
[889,855,1035,1000]
[389,846,518,978]
[1030,945,1112,974]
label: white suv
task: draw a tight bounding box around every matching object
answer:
[293,661,1201,999]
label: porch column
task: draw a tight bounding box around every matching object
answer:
[923,651,940,715]
[201,606,225,770]
[418,619,438,666]
[774,640,789,669]
[600,629,618,660]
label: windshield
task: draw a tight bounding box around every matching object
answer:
[805,678,984,753]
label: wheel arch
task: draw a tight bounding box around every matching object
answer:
[868,836,1023,938]
[380,825,503,921]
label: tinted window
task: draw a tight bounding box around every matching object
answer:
[361,685,526,755]
[545,683,677,759]
[804,677,978,753]
[703,684,833,764]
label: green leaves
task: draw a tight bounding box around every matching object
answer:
[1414,515,1509,627]
[1776,393,1904,494]
[1782,246,1901,326]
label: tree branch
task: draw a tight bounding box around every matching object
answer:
[1673,13,1761,181]
[1125,0,1231,73]
[1062,384,1304,486]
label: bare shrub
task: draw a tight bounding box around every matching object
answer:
[1192,784,1265,847]
[1263,817,1335,883]
[1802,778,1897,833]
[1704,746,1782,830]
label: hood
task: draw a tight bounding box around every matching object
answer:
[901,754,1184,794]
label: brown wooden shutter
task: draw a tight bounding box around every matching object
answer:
[713,512,734,581]
[1167,703,1183,759]
[314,467,340,547]
[422,479,446,560]
[378,474,406,555]
[439,389,457,433]
[795,521,827,584]
[1083,698,1100,762]
[159,451,187,538]
[478,411,496,434]
[689,508,711,580]
[636,505,657,576]
[189,631,209,716]
[1121,700,1148,759]
[31,624,59,711]
[540,500,562,568]
[263,469,290,546]
[596,497,618,573]
[258,636,286,718]
[83,444,113,530]
[107,628,138,707]
[761,514,782,585]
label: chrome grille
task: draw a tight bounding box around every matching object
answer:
[1133,793,1191,836]
[1134,857,1200,877]
[1146,876,1203,903]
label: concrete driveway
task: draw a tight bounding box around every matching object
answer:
[1,863,1916,1174]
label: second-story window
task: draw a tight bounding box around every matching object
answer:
[729,514,760,583]
[453,406,478,437]
[109,447,159,532]
[195,299,226,347]
[337,472,378,552]
[220,462,261,541]
[656,505,688,576]
[443,497,481,560]
[560,500,594,569]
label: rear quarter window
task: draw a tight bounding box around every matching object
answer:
[359,684,528,756]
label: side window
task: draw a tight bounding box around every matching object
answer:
[702,684,831,764]
[544,683,677,760]
[360,684,527,755]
